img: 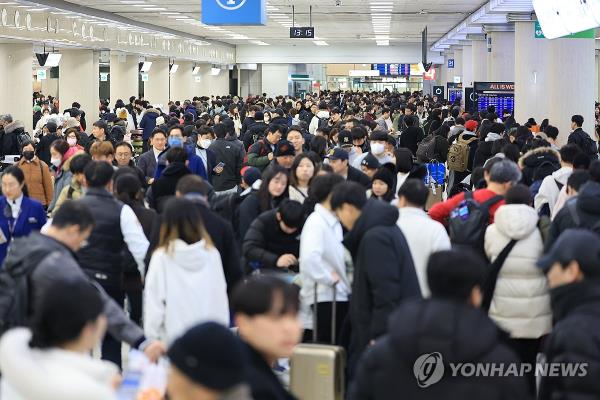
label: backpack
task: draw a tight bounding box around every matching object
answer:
[447,134,477,172]
[582,134,599,158]
[0,249,50,336]
[317,116,330,130]
[416,134,438,163]
[16,132,31,148]
[243,140,270,166]
[449,192,504,251]
[566,200,600,234]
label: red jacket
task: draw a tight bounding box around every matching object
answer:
[429,189,505,225]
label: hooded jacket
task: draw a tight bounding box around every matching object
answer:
[343,199,421,354]
[1,121,25,157]
[540,281,600,400]
[534,166,572,215]
[518,146,560,187]
[149,162,190,212]
[484,204,552,339]
[349,299,529,400]
[139,108,160,140]
[2,232,145,346]
[546,181,600,251]
[0,328,118,400]
[144,239,229,344]
[309,110,330,135]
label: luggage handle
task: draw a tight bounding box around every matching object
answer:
[312,281,338,345]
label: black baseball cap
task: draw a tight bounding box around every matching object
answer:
[361,153,380,169]
[371,131,389,141]
[327,148,349,161]
[274,139,295,157]
[338,130,353,147]
[537,229,600,276]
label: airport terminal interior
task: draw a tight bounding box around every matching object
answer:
[0,0,600,399]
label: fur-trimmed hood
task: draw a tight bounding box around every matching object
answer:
[3,120,25,135]
[518,146,560,169]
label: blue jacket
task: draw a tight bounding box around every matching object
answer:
[153,145,212,182]
[184,105,198,120]
[139,108,161,140]
[0,196,47,267]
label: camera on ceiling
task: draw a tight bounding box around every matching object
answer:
[335,0,341,6]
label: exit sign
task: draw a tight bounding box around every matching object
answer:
[534,21,595,39]
[290,27,315,38]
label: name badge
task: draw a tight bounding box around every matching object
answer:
[28,217,38,224]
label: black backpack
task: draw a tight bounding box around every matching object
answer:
[317,116,330,130]
[211,191,247,240]
[0,249,49,336]
[449,192,504,251]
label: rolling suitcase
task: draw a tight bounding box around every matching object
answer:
[290,283,345,400]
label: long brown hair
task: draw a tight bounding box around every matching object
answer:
[158,197,213,252]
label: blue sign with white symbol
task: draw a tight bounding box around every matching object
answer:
[447,59,455,69]
[202,0,266,25]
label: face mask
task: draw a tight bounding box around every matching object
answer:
[199,139,212,149]
[370,142,385,155]
[67,137,77,146]
[168,137,183,148]
[50,158,61,167]
[22,151,35,161]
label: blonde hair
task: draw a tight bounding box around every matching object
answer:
[89,141,114,158]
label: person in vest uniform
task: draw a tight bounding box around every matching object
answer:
[76,161,149,367]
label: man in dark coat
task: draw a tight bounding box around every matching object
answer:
[331,182,421,370]
[399,115,424,156]
[537,229,600,400]
[147,147,190,212]
[349,250,529,400]
[545,179,600,251]
[242,199,304,274]
[243,111,268,151]
[209,123,245,193]
[36,120,59,165]
[327,148,371,188]
[1,117,25,157]
[568,115,598,160]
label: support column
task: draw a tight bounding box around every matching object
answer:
[261,64,289,97]
[0,43,33,133]
[472,39,488,83]
[596,49,600,102]
[110,53,139,105]
[197,64,230,96]
[514,21,595,144]
[486,29,515,82]
[170,61,203,102]
[462,44,473,87]
[452,48,463,84]
[59,49,99,131]
[144,58,169,109]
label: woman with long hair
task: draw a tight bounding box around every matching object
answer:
[144,197,229,344]
[238,165,289,242]
[288,154,316,204]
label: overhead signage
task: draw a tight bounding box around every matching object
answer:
[464,87,475,113]
[423,68,436,81]
[447,59,455,69]
[453,76,461,84]
[447,82,463,103]
[100,72,109,82]
[202,0,267,25]
[372,64,411,77]
[349,70,380,77]
[141,72,149,82]
[36,69,47,80]
[534,21,595,39]
[290,27,314,39]
[447,82,463,89]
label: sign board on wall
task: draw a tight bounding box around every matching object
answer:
[37,69,47,80]
[433,86,445,99]
[100,72,109,82]
[194,76,202,83]
[534,21,594,39]
[141,72,149,82]
[202,0,267,25]
[453,76,461,83]
[447,59,455,69]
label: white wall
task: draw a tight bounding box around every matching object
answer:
[0,44,33,133]
[237,44,443,64]
[261,64,289,98]
[240,66,262,98]
[41,77,58,98]
[197,64,230,96]
[110,54,139,104]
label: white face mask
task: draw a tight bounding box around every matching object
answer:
[200,139,212,149]
[370,142,385,155]
[67,137,77,146]
[50,158,61,168]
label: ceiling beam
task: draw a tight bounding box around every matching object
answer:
[26,0,235,48]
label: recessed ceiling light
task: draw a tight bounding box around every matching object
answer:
[376,40,389,46]
[313,40,328,46]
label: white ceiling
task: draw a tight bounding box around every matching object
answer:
[60,0,485,46]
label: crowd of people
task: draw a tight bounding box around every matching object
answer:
[0,89,598,399]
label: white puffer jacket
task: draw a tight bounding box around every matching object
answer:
[484,204,552,339]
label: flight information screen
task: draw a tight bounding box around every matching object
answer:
[447,82,463,104]
[372,64,411,76]
[474,82,515,115]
